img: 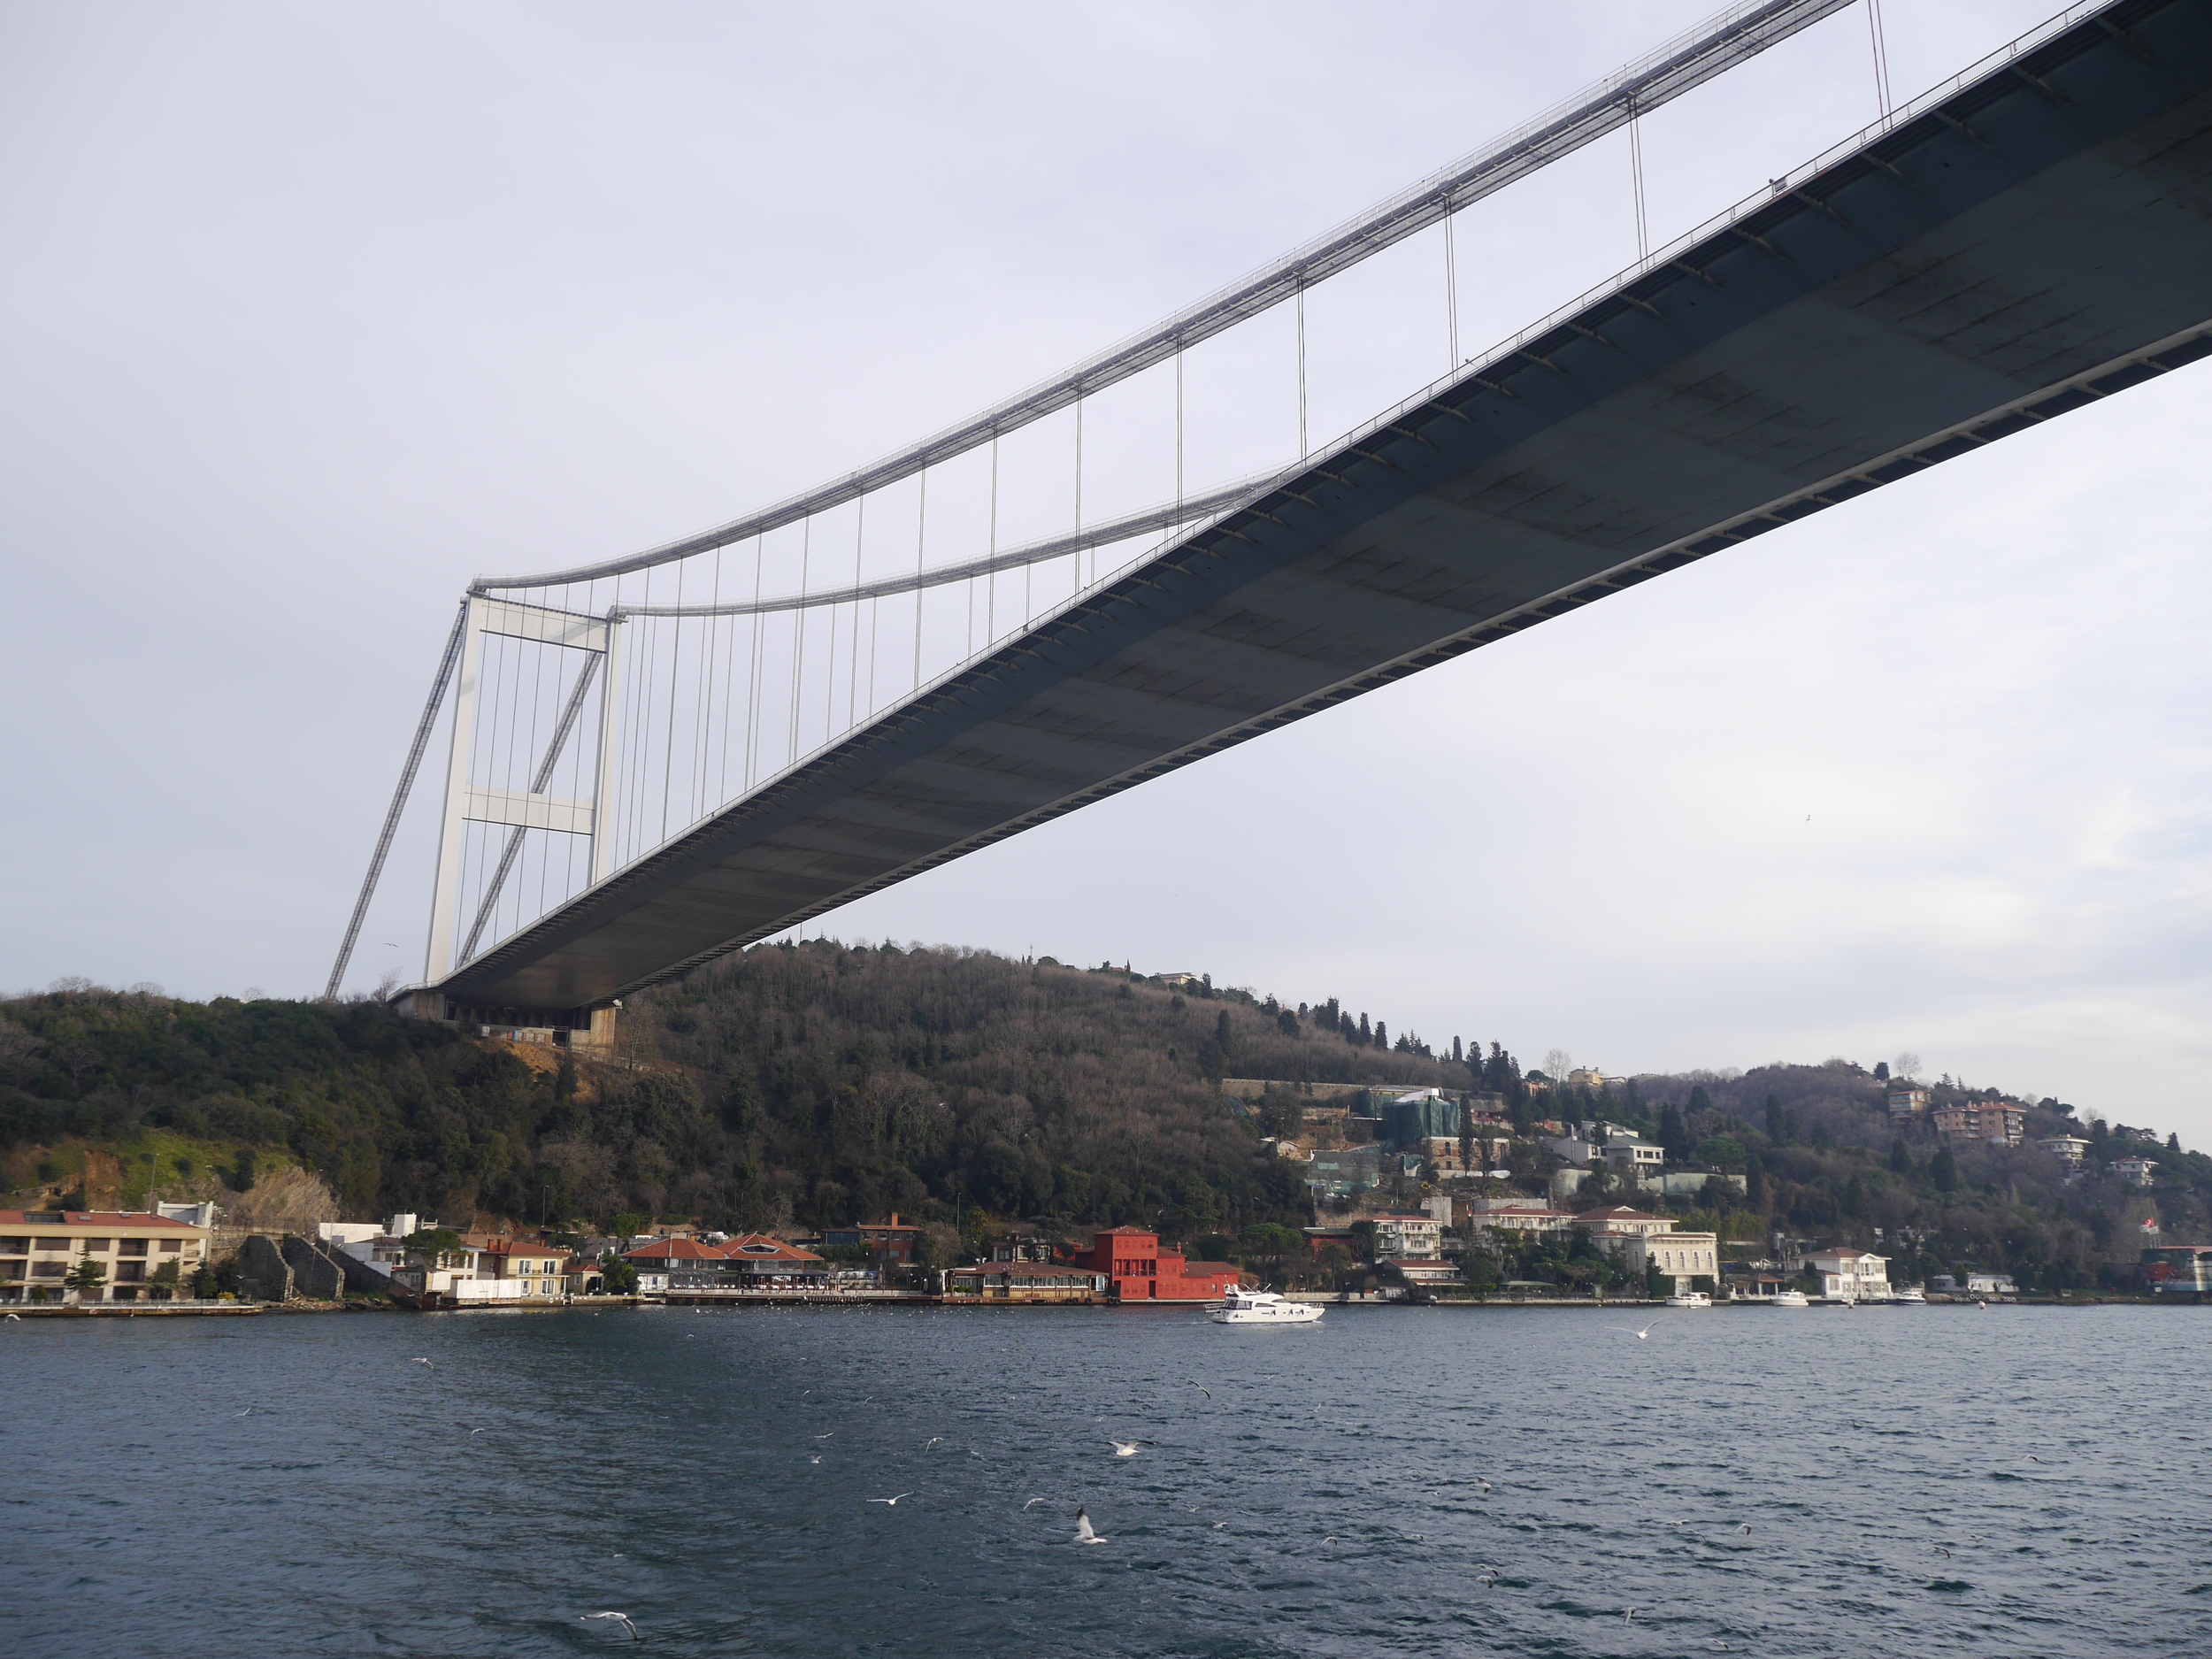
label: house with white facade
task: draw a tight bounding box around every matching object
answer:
[1805,1249,1891,1302]
[2111,1156,2158,1187]
[1478,1206,1575,1235]
[1367,1210,1444,1261]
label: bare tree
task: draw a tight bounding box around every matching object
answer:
[1893,1052,1923,1080]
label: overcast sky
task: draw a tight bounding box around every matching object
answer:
[5,2,2208,1141]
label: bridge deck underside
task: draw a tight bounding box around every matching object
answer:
[442,0,2212,1011]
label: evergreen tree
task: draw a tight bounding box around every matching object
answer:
[1931,1145,1958,1194]
[1763,1094,1787,1146]
[1657,1102,1688,1162]
[1873,1061,1890,1080]
[1745,1150,1767,1212]
[1374,1021,1388,1051]
[1452,1036,1463,1065]
[1357,1013,1371,1047]
[1889,1138,1911,1174]
[63,1248,107,1300]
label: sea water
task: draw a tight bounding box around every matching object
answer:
[13,1302,2208,1655]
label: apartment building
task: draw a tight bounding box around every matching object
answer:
[0,1210,212,1303]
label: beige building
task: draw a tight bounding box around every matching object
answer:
[1630,1231,1718,1293]
[472,1239,567,1297]
[0,1210,212,1303]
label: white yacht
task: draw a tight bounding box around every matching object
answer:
[1664,1290,1713,1310]
[1893,1286,1926,1305]
[1770,1288,1809,1308]
[1210,1288,1323,1325]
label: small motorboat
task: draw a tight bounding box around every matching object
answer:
[1663,1291,1713,1310]
[1210,1288,1323,1325]
[1770,1288,1809,1309]
[1893,1286,1926,1305]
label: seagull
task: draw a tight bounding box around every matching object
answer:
[410,1357,434,1368]
[4,1313,19,1322]
[925,1436,944,1448]
[1618,1315,1667,1340]
[865,1493,915,1506]
[807,1455,820,1464]
[581,1611,639,1640]
[2028,1455,2046,1463]
[1479,1479,1493,1494]
[1023,1498,1047,1510]
[1740,1524,1752,1535]
[1476,1565,1499,1588]
[1107,1439,1157,1457]
[1074,1507,1106,1545]
[816,1432,835,1440]
[1187,1380,1212,1400]
[1934,1547,1951,1558]
[470,1427,488,1435]
[1624,1607,1638,1623]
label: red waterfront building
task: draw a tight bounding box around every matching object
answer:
[1067,1226,1241,1302]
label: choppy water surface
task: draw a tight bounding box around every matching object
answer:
[12,1302,2210,1656]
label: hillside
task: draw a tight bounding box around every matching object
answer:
[4,942,2208,1292]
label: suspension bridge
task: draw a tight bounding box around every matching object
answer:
[330,0,2212,1041]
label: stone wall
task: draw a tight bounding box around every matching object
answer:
[236,1233,294,1302]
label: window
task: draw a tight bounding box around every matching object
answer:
[79,1239,112,1252]
[119,1240,148,1257]
[0,1238,27,1255]
[115,1263,145,1283]
[32,1263,64,1279]
[160,1240,181,1253]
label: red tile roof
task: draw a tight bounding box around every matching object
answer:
[0,1210,201,1229]
[623,1238,726,1261]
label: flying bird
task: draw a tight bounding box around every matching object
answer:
[1107,1440,1157,1457]
[807,1455,820,1464]
[1934,1547,1951,1558]
[470,1427,488,1435]
[1622,1315,1667,1340]
[1187,1380,1212,1400]
[1022,1498,1047,1510]
[1740,1524,1752,1535]
[581,1611,639,1640]
[1479,1479,1493,1494]
[816,1432,835,1440]
[1074,1508,1106,1545]
[865,1493,915,1506]
[409,1357,434,1369]
[925,1437,944,1448]
[1624,1607,1638,1623]
[3,1313,19,1322]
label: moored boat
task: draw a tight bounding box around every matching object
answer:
[1664,1290,1713,1310]
[1210,1288,1323,1325]
[1893,1286,1926,1305]
[1770,1288,1809,1308]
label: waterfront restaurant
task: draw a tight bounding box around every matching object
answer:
[944,1261,1111,1302]
[0,1210,213,1302]
[623,1233,831,1294]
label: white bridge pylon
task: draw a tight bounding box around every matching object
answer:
[425,595,623,985]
